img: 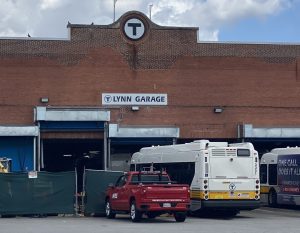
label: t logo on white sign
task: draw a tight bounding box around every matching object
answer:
[124,18,145,40]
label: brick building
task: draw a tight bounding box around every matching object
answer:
[0,11,300,172]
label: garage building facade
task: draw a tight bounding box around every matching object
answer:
[0,11,300,172]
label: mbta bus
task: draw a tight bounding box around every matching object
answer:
[130,140,260,216]
[260,147,300,206]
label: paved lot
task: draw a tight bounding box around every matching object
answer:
[1,207,300,233]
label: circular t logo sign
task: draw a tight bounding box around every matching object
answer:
[123,18,145,41]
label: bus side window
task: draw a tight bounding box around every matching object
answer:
[164,162,195,185]
[268,164,277,185]
[260,164,267,184]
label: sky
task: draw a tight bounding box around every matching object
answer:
[0,0,299,43]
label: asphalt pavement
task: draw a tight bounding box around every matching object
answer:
[1,207,300,233]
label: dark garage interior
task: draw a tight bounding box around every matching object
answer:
[42,139,104,172]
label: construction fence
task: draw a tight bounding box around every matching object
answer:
[0,170,122,216]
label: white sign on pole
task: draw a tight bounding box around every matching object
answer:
[102,93,168,106]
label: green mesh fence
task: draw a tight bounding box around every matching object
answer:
[0,171,76,215]
[84,170,123,215]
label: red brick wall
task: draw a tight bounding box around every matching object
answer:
[0,12,300,139]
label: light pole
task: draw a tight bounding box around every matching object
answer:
[149,3,153,20]
[113,0,117,22]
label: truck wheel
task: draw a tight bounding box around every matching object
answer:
[130,201,142,222]
[174,212,187,222]
[105,199,116,219]
[268,190,277,207]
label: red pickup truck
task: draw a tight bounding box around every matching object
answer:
[104,171,190,222]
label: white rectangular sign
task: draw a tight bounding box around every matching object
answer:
[102,93,168,106]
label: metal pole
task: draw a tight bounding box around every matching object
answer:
[33,137,36,171]
[113,0,117,22]
[103,122,108,171]
[108,138,111,170]
[149,3,153,20]
[173,138,177,145]
[41,139,44,169]
[37,122,41,171]
[82,166,86,215]
[75,166,79,216]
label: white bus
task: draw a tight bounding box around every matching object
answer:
[260,147,300,206]
[130,140,260,215]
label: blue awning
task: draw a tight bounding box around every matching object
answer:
[40,121,105,131]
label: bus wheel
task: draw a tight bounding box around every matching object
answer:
[268,190,277,207]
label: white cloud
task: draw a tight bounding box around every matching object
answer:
[151,0,292,41]
[40,0,64,10]
[199,29,219,42]
[0,0,41,37]
[0,0,294,40]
